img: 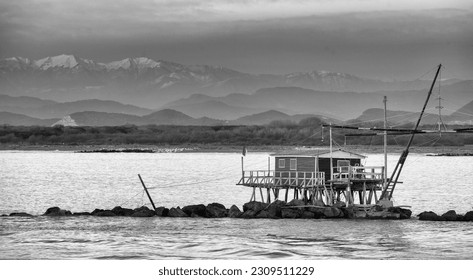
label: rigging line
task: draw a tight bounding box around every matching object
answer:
[117,190,144,207]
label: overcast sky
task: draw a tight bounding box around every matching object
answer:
[1,0,472,80]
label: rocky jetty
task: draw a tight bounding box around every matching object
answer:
[6,202,473,222]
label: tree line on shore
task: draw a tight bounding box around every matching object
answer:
[0,117,471,147]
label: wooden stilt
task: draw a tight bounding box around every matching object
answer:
[267,188,271,204]
[362,182,367,204]
[367,188,373,204]
[285,187,289,202]
[259,187,264,202]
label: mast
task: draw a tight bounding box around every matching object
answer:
[383,96,388,190]
[329,124,333,181]
[379,64,442,201]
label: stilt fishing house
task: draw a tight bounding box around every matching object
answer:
[237,148,385,206]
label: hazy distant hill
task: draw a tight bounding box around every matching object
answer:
[1,54,459,108]
[0,112,58,126]
[230,110,339,126]
[0,95,153,119]
[450,99,473,123]
[164,99,262,119]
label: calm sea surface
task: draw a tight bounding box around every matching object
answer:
[1,151,473,259]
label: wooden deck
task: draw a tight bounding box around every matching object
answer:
[237,165,386,206]
[237,170,325,189]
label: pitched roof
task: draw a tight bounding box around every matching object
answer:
[270,148,366,159]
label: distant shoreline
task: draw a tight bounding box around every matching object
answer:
[1,143,471,154]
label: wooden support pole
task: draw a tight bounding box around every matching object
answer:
[267,188,271,204]
[259,187,264,202]
[138,174,157,212]
[285,187,289,202]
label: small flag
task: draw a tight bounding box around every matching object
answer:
[242,145,247,156]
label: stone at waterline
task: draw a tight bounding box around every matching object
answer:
[256,210,270,219]
[301,211,315,219]
[418,211,445,221]
[96,210,116,217]
[240,210,259,219]
[281,208,302,219]
[388,207,412,219]
[313,200,325,207]
[265,200,286,219]
[155,206,169,217]
[228,205,242,218]
[72,212,91,216]
[168,207,188,217]
[9,212,33,217]
[111,206,134,216]
[307,207,325,219]
[243,201,268,213]
[182,204,207,217]
[464,211,473,221]
[132,206,156,217]
[206,203,227,218]
[43,207,72,216]
[91,209,105,216]
[341,207,354,219]
[323,207,343,218]
[441,210,459,221]
[286,199,305,207]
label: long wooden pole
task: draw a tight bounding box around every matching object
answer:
[138,174,157,212]
[381,64,442,200]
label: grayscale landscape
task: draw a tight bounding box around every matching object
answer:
[1,0,473,267]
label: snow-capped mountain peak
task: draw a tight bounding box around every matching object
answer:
[34,54,79,70]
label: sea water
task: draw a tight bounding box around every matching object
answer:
[1,151,472,259]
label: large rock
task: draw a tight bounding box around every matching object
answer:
[441,210,459,221]
[43,207,72,216]
[91,209,105,216]
[340,207,354,219]
[287,199,305,207]
[255,210,270,219]
[111,206,135,216]
[301,211,315,219]
[265,200,286,219]
[418,211,445,221]
[323,207,343,218]
[307,207,325,219]
[206,203,227,218]
[313,200,325,207]
[333,201,346,208]
[243,201,268,213]
[73,212,91,216]
[387,207,412,219]
[96,210,116,217]
[464,211,473,221]
[9,212,33,217]
[168,207,188,217]
[132,206,156,217]
[182,204,207,217]
[228,205,242,218]
[155,207,169,217]
[281,208,302,218]
[241,210,259,219]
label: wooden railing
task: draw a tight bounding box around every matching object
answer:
[331,166,384,181]
[238,170,325,187]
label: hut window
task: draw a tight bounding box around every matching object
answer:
[278,159,285,168]
[337,160,350,172]
[290,159,297,170]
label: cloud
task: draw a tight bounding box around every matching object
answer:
[0,0,472,79]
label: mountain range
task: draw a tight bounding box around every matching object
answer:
[1,54,462,109]
[1,54,472,127]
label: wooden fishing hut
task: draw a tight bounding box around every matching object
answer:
[237,149,385,206]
